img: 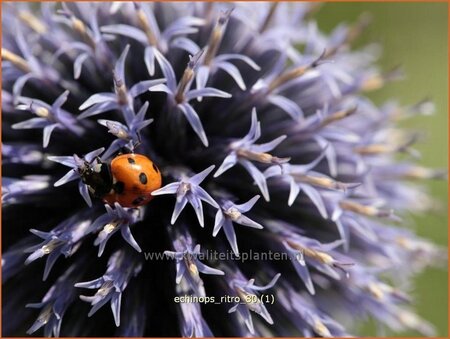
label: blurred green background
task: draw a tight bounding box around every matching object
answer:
[317,3,448,337]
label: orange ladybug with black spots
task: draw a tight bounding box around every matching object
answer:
[80,153,162,207]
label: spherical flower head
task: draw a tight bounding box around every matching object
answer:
[2,2,446,337]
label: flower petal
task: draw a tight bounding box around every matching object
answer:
[121,226,142,253]
[216,61,247,90]
[42,124,59,148]
[101,24,147,44]
[214,152,237,178]
[235,195,260,213]
[171,37,200,55]
[74,53,90,79]
[184,88,232,102]
[54,169,78,187]
[240,159,270,201]
[171,196,188,225]
[178,103,209,147]
[79,93,116,111]
[114,44,130,84]
[267,95,304,120]
[129,79,166,98]
[78,180,92,207]
[12,118,48,129]
[189,165,215,185]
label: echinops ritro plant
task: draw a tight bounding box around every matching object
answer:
[1,2,447,337]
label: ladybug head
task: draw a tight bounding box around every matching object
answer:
[78,158,113,198]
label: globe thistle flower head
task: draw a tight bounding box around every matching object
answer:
[2,2,447,337]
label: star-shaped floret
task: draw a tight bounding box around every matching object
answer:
[89,203,143,256]
[97,101,153,159]
[48,147,105,207]
[165,234,224,296]
[152,165,219,227]
[214,195,263,255]
[227,271,281,334]
[101,2,205,75]
[149,50,231,146]
[75,250,142,327]
[13,90,83,148]
[214,108,289,201]
[78,45,165,125]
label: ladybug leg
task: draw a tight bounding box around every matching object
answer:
[94,156,104,164]
[135,206,142,219]
[119,134,141,155]
[118,145,133,155]
[132,132,142,151]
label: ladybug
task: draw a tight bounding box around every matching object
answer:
[80,153,162,207]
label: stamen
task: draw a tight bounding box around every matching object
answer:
[2,48,31,73]
[268,50,326,92]
[41,245,52,254]
[236,287,261,311]
[361,65,403,92]
[259,2,279,33]
[189,262,199,276]
[113,71,129,105]
[354,133,417,156]
[339,200,393,218]
[97,281,114,296]
[313,319,331,337]
[41,238,62,254]
[224,207,241,221]
[18,11,47,34]
[325,13,372,58]
[403,166,447,180]
[175,50,204,103]
[367,282,384,300]
[395,236,430,252]
[70,16,96,49]
[134,3,158,46]
[37,304,53,325]
[236,148,290,165]
[292,174,350,190]
[354,143,396,155]
[203,9,233,66]
[398,310,424,329]
[178,182,191,196]
[105,121,129,140]
[30,102,50,118]
[389,99,434,121]
[318,106,358,128]
[285,240,333,265]
[103,221,119,234]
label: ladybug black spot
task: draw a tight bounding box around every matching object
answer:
[114,181,125,194]
[152,163,159,173]
[139,173,148,185]
[132,196,146,205]
[127,157,136,164]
